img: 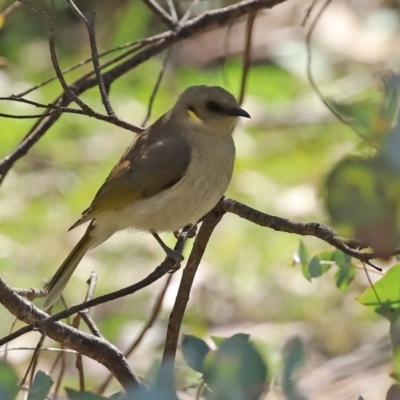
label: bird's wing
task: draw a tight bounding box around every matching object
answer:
[70,131,191,230]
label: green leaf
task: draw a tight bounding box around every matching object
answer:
[203,334,267,400]
[182,334,211,373]
[358,264,400,318]
[327,98,381,138]
[308,256,322,278]
[297,241,309,267]
[282,337,305,400]
[333,251,355,291]
[0,362,18,400]
[27,371,53,400]
[326,157,400,257]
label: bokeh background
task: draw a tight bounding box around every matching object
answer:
[1,0,400,398]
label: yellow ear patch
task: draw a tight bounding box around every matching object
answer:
[187,108,202,123]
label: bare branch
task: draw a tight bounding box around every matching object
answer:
[79,272,103,338]
[222,197,383,270]
[142,0,176,29]
[13,287,46,301]
[97,273,173,394]
[162,205,225,365]
[0,227,192,346]
[0,279,141,389]
[66,0,116,117]
[142,48,172,126]
[48,0,94,114]
[238,10,257,105]
[18,334,45,389]
[166,0,178,23]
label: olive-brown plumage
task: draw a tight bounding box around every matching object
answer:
[43,85,250,309]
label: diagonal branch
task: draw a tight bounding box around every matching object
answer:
[0,279,140,390]
[221,197,384,268]
[142,0,176,29]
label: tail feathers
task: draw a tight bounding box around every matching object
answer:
[43,230,93,310]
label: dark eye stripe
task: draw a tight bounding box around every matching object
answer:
[206,101,223,113]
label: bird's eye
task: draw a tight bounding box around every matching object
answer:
[206,101,222,113]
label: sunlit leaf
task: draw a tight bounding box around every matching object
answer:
[357,264,400,318]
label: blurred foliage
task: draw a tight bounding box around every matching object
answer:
[27,371,53,400]
[326,72,400,257]
[0,362,18,400]
[1,0,399,398]
[182,333,268,400]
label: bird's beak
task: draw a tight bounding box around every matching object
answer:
[228,107,251,119]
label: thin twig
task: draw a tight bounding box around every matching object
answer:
[142,0,176,29]
[79,272,103,338]
[180,0,201,23]
[142,48,172,126]
[305,0,373,144]
[72,314,86,391]
[18,0,47,17]
[0,230,192,347]
[166,0,178,22]
[67,0,116,116]
[12,287,46,301]
[2,1,21,18]
[49,0,94,113]
[97,272,174,394]
[0,279,141,389]
[301,0,318,27]
[238,10,257,105]
[3,318,18,362]
[13,36,162,98]
[53,346,67,397]
[19,334,46,388]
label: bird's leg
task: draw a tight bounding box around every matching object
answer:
[151,230,184,264]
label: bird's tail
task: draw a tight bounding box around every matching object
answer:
[43,224,95,310]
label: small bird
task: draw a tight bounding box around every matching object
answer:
[43,85,250,309]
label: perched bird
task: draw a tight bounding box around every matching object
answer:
[43,85,250,309]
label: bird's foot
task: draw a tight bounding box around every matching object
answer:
[174,222,198,239]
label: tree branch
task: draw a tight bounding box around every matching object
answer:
[0,279,140,390]
[162,204,225,364]
[222,197,383,268]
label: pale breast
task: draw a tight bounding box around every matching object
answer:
[98,134,235,233]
